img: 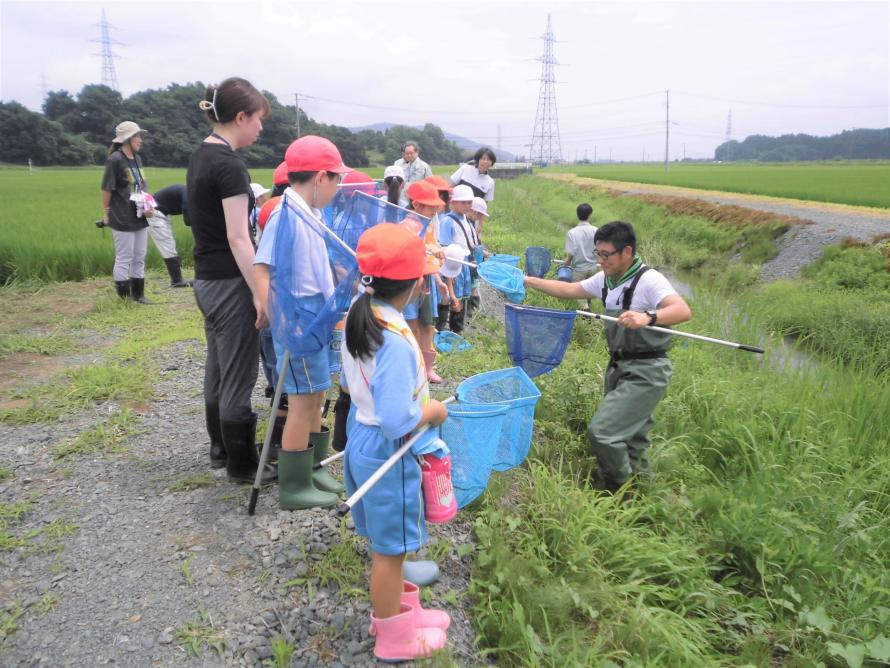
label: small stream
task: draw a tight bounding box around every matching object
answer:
[660,268,820,373]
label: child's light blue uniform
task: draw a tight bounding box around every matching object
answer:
[341,326,431,556]
[438,213,472,299]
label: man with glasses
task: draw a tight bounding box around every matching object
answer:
[524,221,691,493]
[393,141,432,185]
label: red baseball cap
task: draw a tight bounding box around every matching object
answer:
[407,180,445,208]
[356,224,438,280]
[272,161,288,186]
[257,196,281,231]
[284,135,351,173]
[424,175,452,192]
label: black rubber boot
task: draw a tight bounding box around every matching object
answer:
[332,391,351,452]
[130,278,153,304]
[114,280,131,299]
[205,404,226,469]
[163,256,192,288]
[221,417,278,484]
[449,301,466,334]
[435,304,450,331]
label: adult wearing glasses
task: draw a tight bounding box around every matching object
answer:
[524,221,691,494]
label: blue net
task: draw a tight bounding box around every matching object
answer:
[505,304,577,377]
[524,246,552,278]
[477,261,525,303]
[322,179,381,226]
[556,265,573,282]
[268,196,361,357]
[440,402,509,508]
[330,190,425,251]
[489,254,521,267]
[434,330,472,353]
[328,316,347,373]
[456,367,541,471]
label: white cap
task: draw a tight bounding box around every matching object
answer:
[471,197,489,216]
[250,183,271,199]
[440,243,467,278]
[451,184,474,202]
[383,164,405,180]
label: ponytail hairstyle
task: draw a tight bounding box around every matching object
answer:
[107,141,123,157]
[345,276,419,361]
[384,175,404,206]
[199,77,271,125]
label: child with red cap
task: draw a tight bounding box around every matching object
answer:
[341,223,451,661]
[254,135,352,510]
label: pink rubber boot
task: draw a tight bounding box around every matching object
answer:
[372,603,447,662]
[369,582,451,635]
[422,350,443,384]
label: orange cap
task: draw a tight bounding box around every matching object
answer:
[424,175,452,192]
[407,180,445,208]
[272,162,288,186]
[257,196,281,231]
[284,135,351,173]
[357,224,438,280]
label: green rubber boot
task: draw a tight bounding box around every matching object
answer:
[278,447,339,510]
[310,427,345,494]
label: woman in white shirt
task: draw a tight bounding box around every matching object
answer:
[450,147,496,202]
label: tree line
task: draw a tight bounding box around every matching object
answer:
[0,83,465,168]
[714,128,890,162]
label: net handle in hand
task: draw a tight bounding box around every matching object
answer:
[336,397,456,517]
[575,310,764,353]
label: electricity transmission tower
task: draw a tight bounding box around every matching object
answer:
[529,14,562,165]
[92,9,121,91]
[725,109,733,142]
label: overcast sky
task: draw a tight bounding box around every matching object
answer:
[1,0,888,161]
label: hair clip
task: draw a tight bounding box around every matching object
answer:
[198,87,220,121]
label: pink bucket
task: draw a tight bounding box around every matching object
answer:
[420,454,458,523]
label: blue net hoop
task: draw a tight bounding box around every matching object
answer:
[441,402,509,508]
[489,254,521,267]
[556,265,573,282]
[477,261,525,303]
[434,330,472,354]
[505,304,577,377]
[330,190,427,251]
[524,246,552,278]
[456,367,541,471]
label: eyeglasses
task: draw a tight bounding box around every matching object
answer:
[594,247,624,261]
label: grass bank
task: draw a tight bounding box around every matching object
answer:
[452,177,890,666]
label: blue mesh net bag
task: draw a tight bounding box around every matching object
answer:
[322,176,380,226]
[328,315,347,373]
[524,246,552,278]
[331,190,423,251]
[268,196,361,357]
[489,253,521,267]
[434,330,472,353]
[505,304,577,377]
[477,261,526,303]
[440,402,509,508]
[456,367,541,471]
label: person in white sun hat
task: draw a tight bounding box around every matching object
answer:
[465,196,491,315]
[435,184,479,333]
[382,164,406,206]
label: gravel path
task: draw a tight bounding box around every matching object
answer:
[0,296,499,666]
[545,174,890,281]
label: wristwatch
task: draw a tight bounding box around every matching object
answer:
[645,309,658,325]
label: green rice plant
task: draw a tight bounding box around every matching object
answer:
[546,161,890,208]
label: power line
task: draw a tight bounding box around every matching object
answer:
[674,90,887,110]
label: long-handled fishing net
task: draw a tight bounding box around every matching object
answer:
[441,403,509,507]
[505,304,577,377]
[524,246,553,278]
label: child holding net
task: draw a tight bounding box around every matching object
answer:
[340,224,451,661]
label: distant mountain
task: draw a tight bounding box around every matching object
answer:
[349,122,516,161]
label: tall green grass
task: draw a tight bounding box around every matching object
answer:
[546,161,890,209]
[454,177,890,666]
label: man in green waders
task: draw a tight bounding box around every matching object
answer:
[524,221,692,492]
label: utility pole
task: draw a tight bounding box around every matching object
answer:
[593,145,597,164]
[497,124,502,152]
[643,147,646,163]
[294,93,301,137]
[609,147,612,162]
[664,89,670,171]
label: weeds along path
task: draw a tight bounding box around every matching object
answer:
[543,173,890,281]
[0,278,484,667]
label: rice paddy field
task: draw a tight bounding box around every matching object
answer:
[2,166,889,666]
[545,161,890,209]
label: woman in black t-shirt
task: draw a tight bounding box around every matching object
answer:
[186,77,276,484]
[100,121,152,303]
